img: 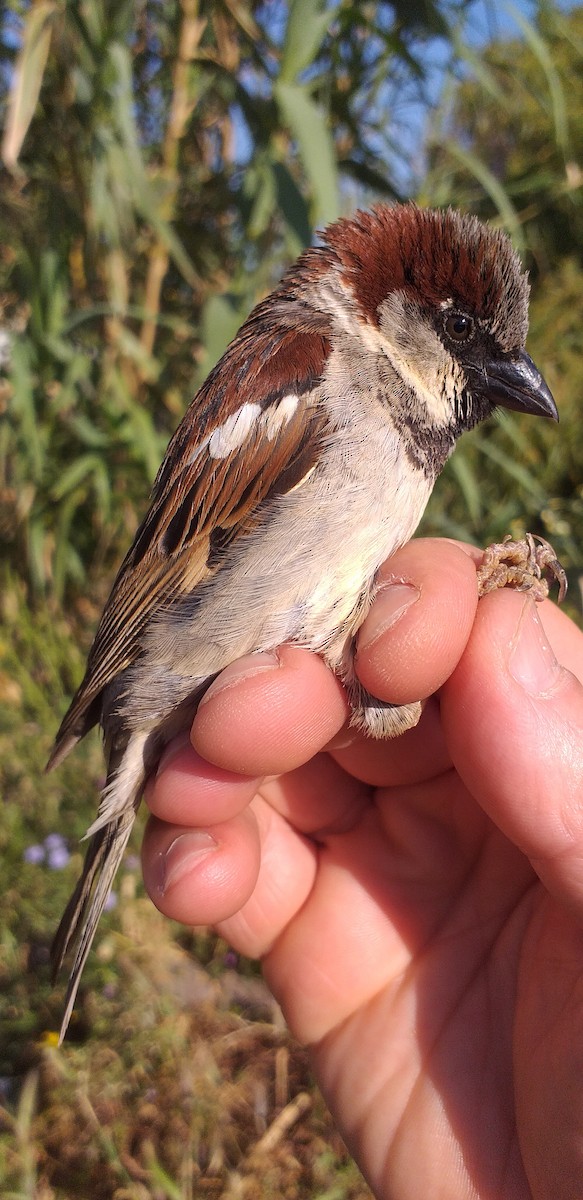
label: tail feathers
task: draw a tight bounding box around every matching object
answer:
[51,729,151,1043]
[51,825,110,976]
[51,812,135,1043]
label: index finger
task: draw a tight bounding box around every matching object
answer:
[193,538,479,785]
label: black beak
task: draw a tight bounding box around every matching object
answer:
[478,350,558,421]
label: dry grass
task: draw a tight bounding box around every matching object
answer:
[0,588,371,1200]
[1,895,372,1200]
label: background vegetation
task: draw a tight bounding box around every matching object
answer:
[0,1,581,1196]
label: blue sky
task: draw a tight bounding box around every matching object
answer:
[230,1,577,198]
[385,0,577,191]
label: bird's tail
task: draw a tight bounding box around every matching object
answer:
[51,730,149,1042]
[50,813,135,1041]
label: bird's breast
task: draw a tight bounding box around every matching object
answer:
[147,415,434,677]
[110,408,436,744]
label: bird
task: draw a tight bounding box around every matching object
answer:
[47,202,560,1040]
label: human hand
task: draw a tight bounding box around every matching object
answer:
[142,538,583,1200]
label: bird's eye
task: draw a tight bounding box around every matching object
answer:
[444,312,475,343]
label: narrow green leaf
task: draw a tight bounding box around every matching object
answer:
[477,439,546,501]
[2,0,56,170]
[439,140,524,248]
[51,455,103,501]
[505,3,568,153]
[451,39,507,106]
[115,327,160,378]
[200,294,249,374]
[339,157,396,198]
[120,408,167,480]
[66,416,111,450]
[272,161,312,248]
[9,340,44,482]
[98,43,198,286]
[247,162,277,238]
[280,0,340,83]
[494,408,535,457]
[27,516,48,594]
[448,452,483,526]
[275,81,339,223]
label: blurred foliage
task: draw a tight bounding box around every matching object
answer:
[423,3,583,265]
[2,0,579,606]
[420,4,583,578]
[1,0,583,1195]
[0,0,472,601]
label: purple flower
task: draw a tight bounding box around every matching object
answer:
[24,833,71,869]
[104,891,117,912]
[24,844,46,865]
[44,833,67,853]
[46,843,71,870]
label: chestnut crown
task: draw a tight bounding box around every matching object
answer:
[316,203,530,351]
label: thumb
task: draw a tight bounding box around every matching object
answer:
[441,591,583,917]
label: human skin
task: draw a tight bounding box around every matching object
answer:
[141,538,583,1200]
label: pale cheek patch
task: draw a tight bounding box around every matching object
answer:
[378,292,458,428]
[208,403,262,459]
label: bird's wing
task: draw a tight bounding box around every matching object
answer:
[48,322,331,768]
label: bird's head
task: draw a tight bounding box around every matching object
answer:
[304,204,557,434]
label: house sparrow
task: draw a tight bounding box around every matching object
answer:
[48,202,561,1040]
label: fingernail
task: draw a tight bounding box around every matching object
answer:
[156,732,192,777]
[508,600,563,697]
[198,650,281,708]
[155,831,218,895]
[326,725,358,751]
[358,582,420,650]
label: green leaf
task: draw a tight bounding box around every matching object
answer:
[438,140,524,249]
[51,454,104,502]
[275,81,339,223]
[451,40,507,107]
[2,0,56,171]
[98,42,198,287]
[247,161,277,239]
[339,157,397,198]
[66,416,111,450]
[477,437,547,502]
[272,161,312,248]
[119,407,167,481]
[505,3,568,153]
[448,452,483,527]
[200,294,249,374]
[27,515,48,594]
[280,0,340,83]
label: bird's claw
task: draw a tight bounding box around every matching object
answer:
[476,533,567,604]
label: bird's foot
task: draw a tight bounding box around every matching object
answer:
[477,533,567,604]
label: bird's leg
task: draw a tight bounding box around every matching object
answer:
[476,533,567,604]
[340,534,567,741]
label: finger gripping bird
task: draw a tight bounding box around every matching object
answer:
[47,203,563,1040]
